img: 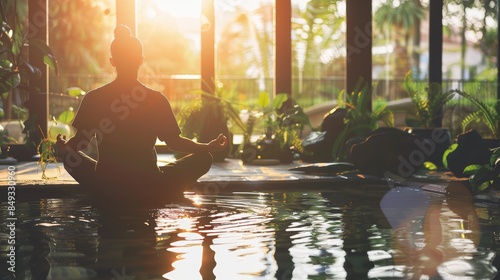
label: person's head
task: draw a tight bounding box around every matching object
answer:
[110,25,143,73]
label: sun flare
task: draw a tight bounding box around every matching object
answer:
[154,0,201,18]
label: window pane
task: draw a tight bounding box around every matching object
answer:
[137,0,201,111]
[48,0,116,139]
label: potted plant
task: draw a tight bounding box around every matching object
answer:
[452,85,500,148]
[238,92,311,164]
[328,81,394,161]
[402,71,454,167]
[177,81,246,162]
[443,130,500,194]
[36,107,75,179]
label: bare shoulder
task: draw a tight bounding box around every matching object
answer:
[140,83,164,96]
[83,84,112,99]
[140,84,171,103]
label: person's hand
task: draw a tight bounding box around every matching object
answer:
[56,134,67,151]
[208,133,228,152]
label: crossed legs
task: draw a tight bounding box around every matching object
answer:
[63,151,213,189]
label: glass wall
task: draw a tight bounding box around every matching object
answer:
[136,0,201,111]
[10,0,497,143]
[47,0,116,139]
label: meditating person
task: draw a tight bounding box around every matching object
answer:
[56,25,227,200]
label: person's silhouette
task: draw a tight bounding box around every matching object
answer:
[56,25,227,202]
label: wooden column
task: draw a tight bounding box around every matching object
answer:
[429,0,443,127]
[345,0,372,109]
[27,0,49,145]
[497,0,500,110]
[116,0,136,34]
[274,0,292,97]
[201,0,215,94]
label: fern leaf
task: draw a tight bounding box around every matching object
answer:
[461,111,483,132]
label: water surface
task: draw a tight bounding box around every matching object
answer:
[1,183,499,279]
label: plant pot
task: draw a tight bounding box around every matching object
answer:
[279,146,295,164]
[404,127,452,167]
[0,146,10,159]
[239,137,294,164]
[8,144,38,161]
[482,138,500,149]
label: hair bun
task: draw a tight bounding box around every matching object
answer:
[114,25,132,40]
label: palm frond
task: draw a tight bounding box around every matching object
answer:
[454,89,498,137]
[460,110,482,131]
[373,103,395,127]
[403,71,454,127]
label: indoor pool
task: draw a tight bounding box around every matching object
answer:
[1,182,500,280]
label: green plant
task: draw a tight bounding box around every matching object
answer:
[0,1,58,155]
[403,71,454,128]
[331,82,394,160]
[178,81,246,160]
[237,92,311,163]
[453,87,500,139]
[0,108,18,146]
[0,2,58,91]
[260,92,311,153]
[37,125,59,179]
[37,107,74,179]
[445,144,500,193]
[0,129,14,145]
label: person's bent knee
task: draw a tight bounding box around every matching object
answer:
[195,152,213,173]
[61,151,97,182]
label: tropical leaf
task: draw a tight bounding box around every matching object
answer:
[57,109,75,125]
[403,71,454,127]
[330,81,394,160]
[463,164,484,176]
[442,143,458,168]
[336,89,346,108]
[0,69,20,94]
[29,38,59,75]
[469,165,494,191]
[490,147,500,166]
[454,89,499,137]
[11,104,27,119]
[461,110,482,132]
[66,87,86,97]
[373,101,394,127]
[272,93,289,110]
[257,91,270,108]
[423,161,437,171]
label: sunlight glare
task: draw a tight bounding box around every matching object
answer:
[154,0,201,18]
[186,193,203,205]
[163,244,203,280]
[177,216,196,231]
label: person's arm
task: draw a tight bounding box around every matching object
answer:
[164,133,228,153]
[56,131,92,156]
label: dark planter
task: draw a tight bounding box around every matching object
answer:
[445,130,491,178]
[482,138,500,149]
[403,127,452,167]
[0,146,10,159]
[239,137,294,164]
[7,144,39,161]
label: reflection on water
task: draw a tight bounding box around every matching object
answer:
[1,183,500,279]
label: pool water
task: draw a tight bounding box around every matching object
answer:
[1,182,500,280]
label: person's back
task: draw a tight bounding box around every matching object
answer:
[73,81,177,178]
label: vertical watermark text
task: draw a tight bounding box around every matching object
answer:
[5,166,17,275]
